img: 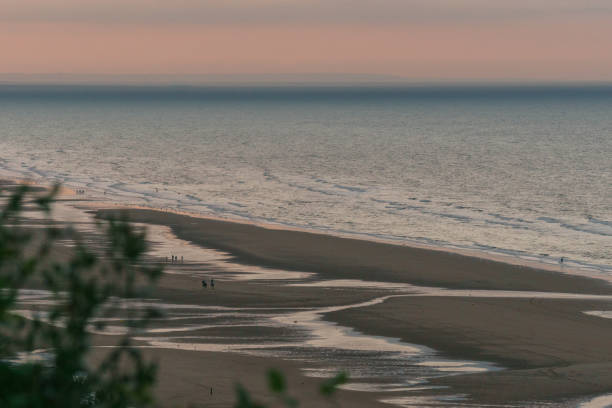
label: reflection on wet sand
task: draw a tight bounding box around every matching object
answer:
[13,202,612,408]
[17,277,611,408]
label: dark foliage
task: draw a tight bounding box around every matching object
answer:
[0,184,161,408]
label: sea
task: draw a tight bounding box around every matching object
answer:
[0,84,611,276]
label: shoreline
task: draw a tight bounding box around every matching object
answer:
[87,201,612,280]
[2,171,610,278]
[96,207,612,294]
[6,180,612,406]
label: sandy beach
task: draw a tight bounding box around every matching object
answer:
[97,208,612,294]
[88,346,390,408]
[90,207,612,406]
[7,189,612,407]
[326,297,612,403]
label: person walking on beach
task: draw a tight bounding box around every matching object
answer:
[210,279,215,289]
[201,279,207,288]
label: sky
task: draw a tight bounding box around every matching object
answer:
[2,0,612,83]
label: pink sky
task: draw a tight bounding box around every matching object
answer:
[2,0,612,82]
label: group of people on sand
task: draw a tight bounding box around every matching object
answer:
[163,254,215,289]
[201,278,215,289]
[166,255,183,264]
[75,189,86,195]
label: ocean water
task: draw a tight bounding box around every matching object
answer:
[0,85,611,275]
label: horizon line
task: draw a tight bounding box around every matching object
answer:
[1,73,612,87]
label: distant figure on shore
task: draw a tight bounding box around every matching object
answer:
[201,280,207,288]
[210,279,215,289]
[181,255,184,264]
[560,257,565,264]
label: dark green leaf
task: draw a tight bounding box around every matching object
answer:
[320,371,348,396]
[267,368,286,393]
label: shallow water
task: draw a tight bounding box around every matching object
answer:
[583,311,612,319]
[1,85,610,276]
[15,288,501,404]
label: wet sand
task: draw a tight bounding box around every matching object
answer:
[7,187,612,407]
[93,208,612,405]
[82,261,423,408]
[97,208,612,294]
[325,296,612,402]
[143,272,612,405]
[88,346,389,408]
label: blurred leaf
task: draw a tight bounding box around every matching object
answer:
[34,184,60,213]
[267,368,286,393]
[0,183,162,408]
[234,384,265,408]
[283,395,299,408]
[320,371,348,396]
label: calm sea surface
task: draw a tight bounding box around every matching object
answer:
[1,85,611,274]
